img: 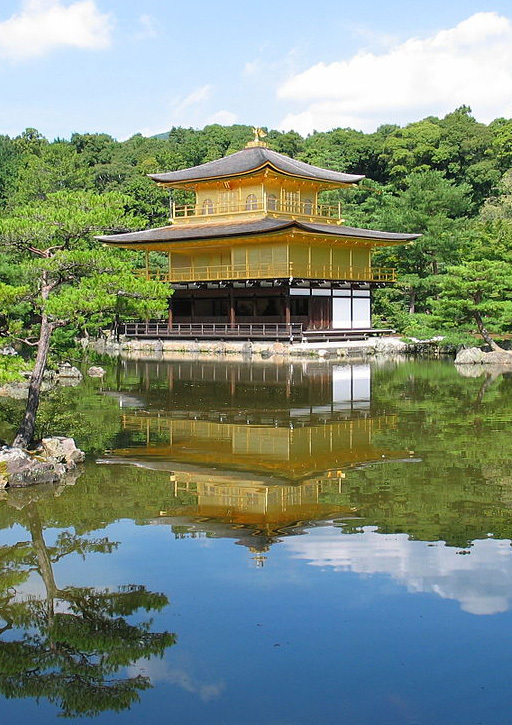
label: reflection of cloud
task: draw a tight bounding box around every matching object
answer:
[0,0,113,61]
[283,526,512,615]
[129,658,224,702]
[278,12,512,133]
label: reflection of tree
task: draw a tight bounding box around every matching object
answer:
[0,501,175,718]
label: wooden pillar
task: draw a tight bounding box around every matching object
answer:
[167,299,173,329]
[229,287,235,328]
[285,293,291,327]
[145,250,150,280]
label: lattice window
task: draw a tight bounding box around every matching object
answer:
[219,190,235,213]
[245,194,258,210]
[202,198,214,214]
[284,190,300,212]
[267,193,277,211]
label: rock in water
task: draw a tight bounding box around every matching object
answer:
[455,347,487,364]
[41,437,85,467]
[0,437,85,488]
[87,366,106,377]
[0,447,63,488]
[455,347,512,364]
[57,363,83,379]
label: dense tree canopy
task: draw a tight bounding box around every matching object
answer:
[0,190,170,447]
[1,105,512,440]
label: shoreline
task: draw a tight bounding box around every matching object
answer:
[90,335,445,363]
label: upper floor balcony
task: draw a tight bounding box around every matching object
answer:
[141,262,396,284]
[171,197,344,226]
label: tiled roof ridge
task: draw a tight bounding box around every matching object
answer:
[148,146,364,185]
[97,217,420,245]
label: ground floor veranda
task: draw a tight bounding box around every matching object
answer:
[167,281,372,329]
[117,280,391,342]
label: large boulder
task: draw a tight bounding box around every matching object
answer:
[0,447,63,488]
[455,347,512,364]
[57,363,83,380]
[455,347,488,364]
[0,437,85,488]
[41,437,85,467]
[373,337,409,354]
[484,350,512,364]
[87,365,106,377]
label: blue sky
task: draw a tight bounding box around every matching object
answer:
[1,0,512,141]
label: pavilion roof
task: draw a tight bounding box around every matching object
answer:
[148,146,364,187]
[98,218,420,247]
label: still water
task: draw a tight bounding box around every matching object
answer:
[1,358,512,724]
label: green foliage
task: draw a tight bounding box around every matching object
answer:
[0,355,30,383]
[0,135,20,208]
[0,191,169,343]
[1,109,512,344]
[433,259,512,339]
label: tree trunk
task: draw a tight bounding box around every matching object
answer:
[475,371,501,406]
[25,502,59,622]
[13,311,53,449]
[408,288,415,315]
[473,311,512,354]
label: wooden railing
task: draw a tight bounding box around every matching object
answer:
[118,322,304,342]
[142,263,395,284]
[172,199,342,223]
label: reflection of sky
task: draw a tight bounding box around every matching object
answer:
[128,657,225,702]
[282,526,512,615]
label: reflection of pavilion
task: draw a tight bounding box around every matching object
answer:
[105,362,409,556]
[111,413,405,554]
[115,414,400,482]
[117,360,373,419]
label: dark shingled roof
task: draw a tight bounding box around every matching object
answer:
[97,218,420,246]
[148,146,364,186]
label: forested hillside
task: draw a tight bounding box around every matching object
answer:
[2,105,512,347]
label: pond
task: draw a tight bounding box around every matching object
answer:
[1,357,512,724]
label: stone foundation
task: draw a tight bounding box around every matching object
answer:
[92,335,414,363]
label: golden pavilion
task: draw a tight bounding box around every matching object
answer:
[99,130,419,341]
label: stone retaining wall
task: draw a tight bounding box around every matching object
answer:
[91,336,418,362]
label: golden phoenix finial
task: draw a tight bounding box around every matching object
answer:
[252,127,267,142]
[246,127,268,148]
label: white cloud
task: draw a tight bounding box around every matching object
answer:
[171,84,213,117]
[137,14,158,39]
[243,60,261,76]
[166,85,235,129]
[278,12,512,134]
[205,110,238,126]
[0,0,113,61]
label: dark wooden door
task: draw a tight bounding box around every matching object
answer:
[309,297,331,329]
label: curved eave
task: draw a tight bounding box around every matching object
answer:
[149,161,364,190]
[97,219,420,249]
